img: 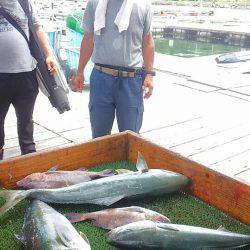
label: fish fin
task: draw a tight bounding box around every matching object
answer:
[55,224,80,248]
[15,232,26,245]
[56,225,91,248]
[156,224,179,231]
[217,225,230,232]
[79,231,91,246]
[88,195,125,206]
[0,189,30,217]
[136,152,149,173]
[47,166,58,172]
[115,169,134,174]
[65,213,87,223]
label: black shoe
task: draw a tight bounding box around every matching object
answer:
[21,149,36,155]
[0,149,3,160]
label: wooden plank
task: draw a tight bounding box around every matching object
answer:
[3,137,70,157]
[211,149,250,178]
[5,123,47,140]
[3,147,20,159]
[235,169,250,184]
[60,127,92,143]
[218,90,250,102]
[191,134,250,166]
[35,137,71,150]
[5,131,59,149]
[127,132,250,225]
[3,142,75,160]
[143,119,240,150]
[174,79,220,93]
[228,86,250,96]
[171,124,250,157]
[0,132,127,188]
[142,117,204,147]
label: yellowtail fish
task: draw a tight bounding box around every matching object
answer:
[108,220,250,249]
[0,153,189,217]
[17,199,91,250]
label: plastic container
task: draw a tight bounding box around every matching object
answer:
[66,11,84,34]
[66,28,83,48]
[46,31,60,53]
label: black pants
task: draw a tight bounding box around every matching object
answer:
[0,70,38,155]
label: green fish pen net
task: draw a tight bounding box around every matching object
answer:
[0,161,250,250]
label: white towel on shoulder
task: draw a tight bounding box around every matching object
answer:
[94,0,134,35]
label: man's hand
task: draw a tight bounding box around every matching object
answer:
[143,75,154,99]
[45,56,57,75]
[35,26,57,75]
[72,72,85,92]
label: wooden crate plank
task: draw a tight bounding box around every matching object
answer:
[0,132,127,188]
[127,132,250,225]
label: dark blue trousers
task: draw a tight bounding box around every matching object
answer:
[89,68,144,138]
[0,70,38,155]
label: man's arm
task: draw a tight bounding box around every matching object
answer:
[35,26,57,75]
[74,32,94,92]
[142,32,155,99]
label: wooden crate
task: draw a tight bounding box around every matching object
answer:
[0,131,249,225]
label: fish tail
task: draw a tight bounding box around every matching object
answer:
[65,212,88,223]
[0,189,29,217]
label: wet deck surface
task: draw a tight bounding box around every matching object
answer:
[3,53,250,184]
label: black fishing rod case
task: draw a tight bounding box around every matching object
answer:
[18,0,71,114]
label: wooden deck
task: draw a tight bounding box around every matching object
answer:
[3,53,250,184]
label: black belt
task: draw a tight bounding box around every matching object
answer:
[95,63,140,72]
[95,63,143,78]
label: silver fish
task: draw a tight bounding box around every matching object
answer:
[65,206,171,229]
[17,199,91,250]
[107,220,250,249]
[0,153,189,217]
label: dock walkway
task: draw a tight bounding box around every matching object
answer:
[152,25,250,47]
[3,53,250,184]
